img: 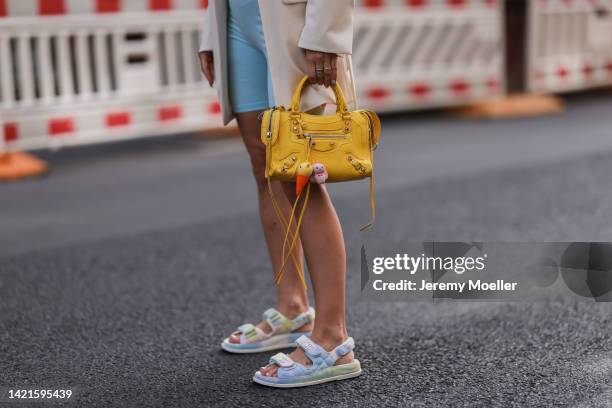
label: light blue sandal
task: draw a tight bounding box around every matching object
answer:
[252,335,361,388]
[221,307,315,354]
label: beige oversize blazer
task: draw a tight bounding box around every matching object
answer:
[199,0,357,125]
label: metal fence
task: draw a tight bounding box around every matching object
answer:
[353,0,505,111]
[527,0,612,94]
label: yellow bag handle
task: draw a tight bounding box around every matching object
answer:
[290,75,349,115]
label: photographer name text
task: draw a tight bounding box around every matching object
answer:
[372,279,517,292]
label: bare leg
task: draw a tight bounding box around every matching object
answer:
[228,111,311,342]
[260,181,353,376]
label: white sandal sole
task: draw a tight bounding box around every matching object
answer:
[220,333,307,354]
[252,361,362,388]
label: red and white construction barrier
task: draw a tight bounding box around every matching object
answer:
[1,0,506,152]
[0,0,208,16]
[1,5,217,152]
[528,0,612,94]
[353,0,505,112]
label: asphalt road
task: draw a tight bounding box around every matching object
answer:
[1,91,612,407]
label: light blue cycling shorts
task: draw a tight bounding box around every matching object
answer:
[227,0,274,113]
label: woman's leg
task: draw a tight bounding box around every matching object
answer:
[260,182,353,375]
[225,0,311,338]
[228,111,311,343]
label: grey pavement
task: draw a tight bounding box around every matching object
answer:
[1,91,612,407]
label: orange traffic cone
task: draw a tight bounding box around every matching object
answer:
[0,152,48,181]
[295,162,313,196]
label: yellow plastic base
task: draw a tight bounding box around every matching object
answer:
[452,94,564,119]
[0,152,48,181]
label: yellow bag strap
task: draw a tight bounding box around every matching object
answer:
[275,183,310,288]
[359,176,375,232]
[267,141,314,290]
[263,107,306,286]
[360,120,376,231]
[266,178,306,287]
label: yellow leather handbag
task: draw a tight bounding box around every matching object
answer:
[260,75,381,287]
[261,75,380,184]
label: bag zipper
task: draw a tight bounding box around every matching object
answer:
[301,133,346,139]
[266,108,276,140]
[263,107,283,140]
[360,111,377,150]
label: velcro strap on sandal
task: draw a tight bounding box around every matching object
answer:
[237,323,260,341]
[296,335,356,367]
[333,337,355,360]
[270,353,295,368]
[262,308,288,332]
[291,307,315,329]
[296,335,324,358]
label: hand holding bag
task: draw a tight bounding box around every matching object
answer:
[260,75,381,287]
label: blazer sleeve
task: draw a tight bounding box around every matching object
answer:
[199,7,214,52]
[297,0,355,55]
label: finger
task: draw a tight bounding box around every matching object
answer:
[199,52,214,86]
[203,63,213,86]
[315,61,324,86]
[206,61,215,86]
[198,53,207,76]
[323,54,332,88]
[307,60,317,84]
[330,55,338,86]
[206,53,215,85]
